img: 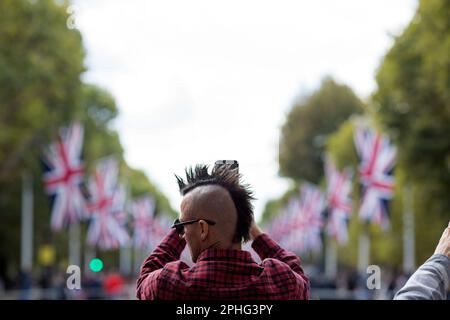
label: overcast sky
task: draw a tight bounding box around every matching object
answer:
[72,0,417,221]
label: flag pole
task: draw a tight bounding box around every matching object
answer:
[21,172,33,272]
[325,235,337,278]
[120,184,132,276]
[357,222,370,274]
[120,243,132,276]
[133,245,142,274]
[84,245,95,273]
[68,221,81,267]
[402,184,415,273]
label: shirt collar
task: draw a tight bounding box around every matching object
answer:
[196,248,255,264]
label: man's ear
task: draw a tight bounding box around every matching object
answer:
[199,220,209,241]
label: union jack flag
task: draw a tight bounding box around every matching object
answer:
[275,197,302,251]
[290,183,325,252]
[86,157,130,250]
[354,125,396,230]
[153,213,172,243]
[131,196,157,249]
[42,123,86,231]
[265,197,299,243]
[268,183,325,253]
[324,156,353,245]
[113,183,129,227]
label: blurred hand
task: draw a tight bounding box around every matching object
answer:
[249,220,263,240]
[434,221,450,258]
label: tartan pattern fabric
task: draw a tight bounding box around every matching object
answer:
[136,229,310,300]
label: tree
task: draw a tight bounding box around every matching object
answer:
[373,0,449,263]
[0,0,176,285]
[373,0,450,216]
[0,0,86,182]
[0,0,86,284]
[279,77,364,184]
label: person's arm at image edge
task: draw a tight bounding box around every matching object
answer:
[394,222,450,300]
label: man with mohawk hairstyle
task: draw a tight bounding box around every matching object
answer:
[136,164,310,300]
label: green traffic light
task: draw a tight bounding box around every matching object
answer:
[89,258,103,272]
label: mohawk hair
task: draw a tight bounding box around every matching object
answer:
[175,164,255,243]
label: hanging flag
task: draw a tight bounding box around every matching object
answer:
[86,157,129,250]
[324,157,353,245]
[291,183,325,252]
[110,182,131,245]
[42,123,86,231]
[276,197,302,251]
[267,183,325,253]
[354,125,396,229]
[154,213,172,242]
[131,195,156,249]
[114,183,129,224]
[265,197,299,243]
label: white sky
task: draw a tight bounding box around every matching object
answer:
[72,0,417,221]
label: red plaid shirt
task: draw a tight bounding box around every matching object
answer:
[136,228,310,300]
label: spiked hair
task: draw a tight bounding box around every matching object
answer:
[175,164,255,243]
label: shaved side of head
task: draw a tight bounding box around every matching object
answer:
[186,185,237,243]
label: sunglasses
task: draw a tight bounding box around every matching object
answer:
[171,218,216,236]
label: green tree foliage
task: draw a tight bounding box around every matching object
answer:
[0,0,175,283]
[373,0,450,216]
[79,83,124,169]
[0,0,85,181]
[279,77,364,184]
[0,0,86,282]
[373,0,449,263]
